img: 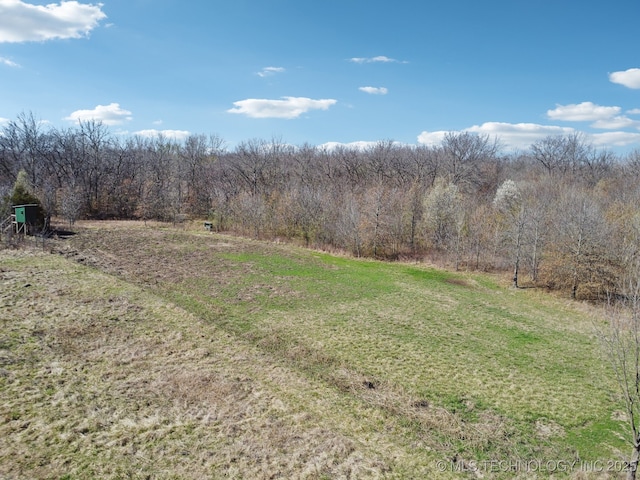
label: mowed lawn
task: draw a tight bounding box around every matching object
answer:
[0,221,630,478]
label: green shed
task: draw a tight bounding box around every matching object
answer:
[13,204,43,234]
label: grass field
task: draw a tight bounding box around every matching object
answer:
[0,221,631,478]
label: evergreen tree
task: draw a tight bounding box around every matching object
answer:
[10,170,41,206]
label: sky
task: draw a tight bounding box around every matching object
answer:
[0,0,639,153]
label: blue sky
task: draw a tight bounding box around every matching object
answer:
[1,0,639,153]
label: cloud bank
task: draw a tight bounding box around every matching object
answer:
[227,97,337,119]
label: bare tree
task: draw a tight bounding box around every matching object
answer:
[464,202,494,270]
[362,182,390,258]
[530,133,591,178]
[60,181,83,226]
[545,185,618,299]
[233,191,266,238]
[334,145,365,191]
[0,112,46,187]
[599,253,640,479]
[179,133,224,215]
[624,150,640,180]
[439,132,500,190]
[412,145,439,186]
[364,140,395,183]
[336,193,363,257]
[76,119,111,215]
[142,134,179,221]
[230,139,271,197]
[581,148,614,186]
[524,198,547,283]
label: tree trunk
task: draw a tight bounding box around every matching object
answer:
[530,223,541,282]
[512,227,523,288]
[627,442,639,480]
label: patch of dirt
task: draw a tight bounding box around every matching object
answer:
[535,418,566,439]
[444,277,476,288]
[611,410,628,422]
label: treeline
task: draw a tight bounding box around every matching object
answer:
[2,112,640,300]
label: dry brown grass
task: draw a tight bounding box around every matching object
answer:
[0,249,410,479]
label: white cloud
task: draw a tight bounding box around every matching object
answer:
[546,101,640,130]
[133,129,191,141]
[0,0,106,43]
[359,86,388,95]
[65,103,132,125]
[416,130,449,147]
[592,116,640,130]
[418,122,576,150]
[590,131,640,147]
[609,68,640,89]
[547,102,621,122]
[0,117,9,126]
[227,96,337,119]
[628,108,640,115]
[257,66,285,77]
[349,56,404,64]
[0,56,19,67]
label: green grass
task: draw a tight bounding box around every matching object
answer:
[165,232,628,460]
[191,234,623,443]
[1,222,632,478]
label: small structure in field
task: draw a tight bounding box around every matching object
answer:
[12,204,44,235]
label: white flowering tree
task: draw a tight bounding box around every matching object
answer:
[493,179,527,288]
[423,178,462,253]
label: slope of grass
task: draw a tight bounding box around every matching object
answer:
[210,249,626,459]
[1,221,631,478]
[0,250,429,478]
